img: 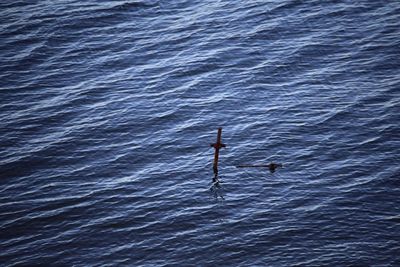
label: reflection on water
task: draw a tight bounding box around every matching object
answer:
[210,175,224,200]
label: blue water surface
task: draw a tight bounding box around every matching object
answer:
[1,1,400,266]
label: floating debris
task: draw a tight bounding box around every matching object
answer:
[210,127,226,184]
[209,128,226,200]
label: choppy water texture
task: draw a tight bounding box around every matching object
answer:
[1,1,400,266]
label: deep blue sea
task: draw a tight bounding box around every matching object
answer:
[1,1,400,266]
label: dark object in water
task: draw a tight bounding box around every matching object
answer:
[210,128,226,182]
[236,163,283,173]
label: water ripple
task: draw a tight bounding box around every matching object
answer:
[1,0,400,266]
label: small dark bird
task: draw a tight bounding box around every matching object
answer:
[268,163,282,173]
[236,162,283,173]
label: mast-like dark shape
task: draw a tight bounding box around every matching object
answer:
[211,128,226,181]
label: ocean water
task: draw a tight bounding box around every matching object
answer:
[1,0,400,266]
